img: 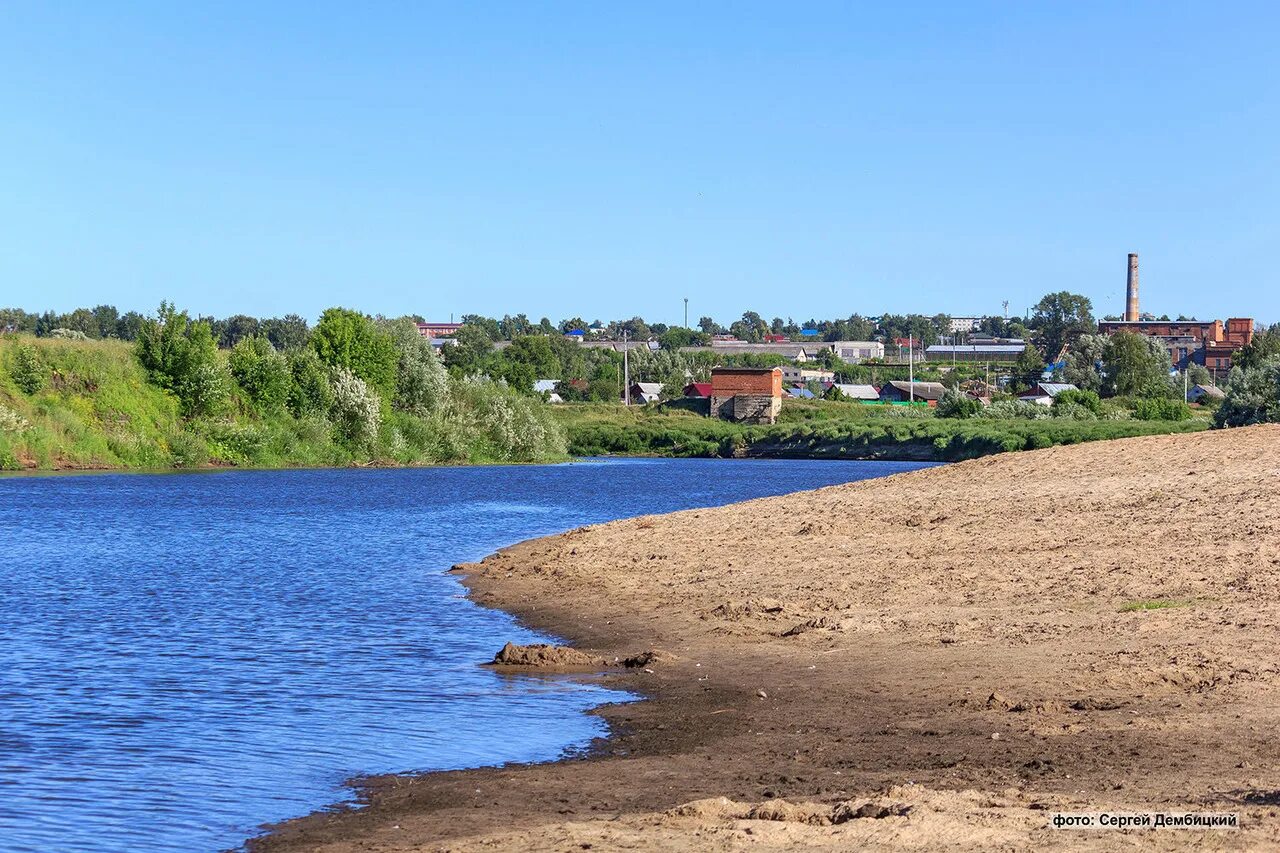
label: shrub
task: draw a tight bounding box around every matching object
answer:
[228,336,292,411]
[936,390,982,419]
[329,367,382,448]
[0,403,30,433]
[135,303,229,416]
[1052,389,1101,414]
[1214,359,1280,427]
[287,348,334,417]
[1130,397,1191,421]
[983,399,1048,420]
[10,345,45,394]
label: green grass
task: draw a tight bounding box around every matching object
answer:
[553,399,1209,462]
[1118,599,1196,612]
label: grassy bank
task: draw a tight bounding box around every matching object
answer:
[0,335,566,470]
[553,400,1209,462]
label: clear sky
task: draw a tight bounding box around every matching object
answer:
[1,2,1276,325]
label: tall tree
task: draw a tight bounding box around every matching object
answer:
[1029,292,1095,360]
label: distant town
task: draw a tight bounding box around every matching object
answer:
[2,254,1276,427]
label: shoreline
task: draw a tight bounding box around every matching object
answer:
[251,427,1280,852]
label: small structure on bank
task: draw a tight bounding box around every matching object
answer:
[710,367,783,424]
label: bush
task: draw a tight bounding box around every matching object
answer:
[936,390,982,419]
[10,345,45,394]
[983,399,1048,420]
[1214,359,1280,427]
[329,367,382,448]
[135,303,230,416]
[287,348,334,417]
[1130,397,1191,421]
[228,336,292,411]
[1052,389,1101,414]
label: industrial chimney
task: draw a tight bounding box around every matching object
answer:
[1124,253,1140,322]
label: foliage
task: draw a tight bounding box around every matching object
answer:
[328,367,382,448]
[556,401,1206,462]
[936,390,983,419]
[382,318,451,417]
[1130,397,1191,421]
[1052,389,1101,414]
[228,336,292,411]
[310,308,398,399]
[286,348,334,418]
[10,345,46,394]
[134,302,229,416]
[1214,358,1280,427]
[1029,291,1095,360]
[1102,332,1173,398]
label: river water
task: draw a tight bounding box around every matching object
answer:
[0,457,930,852]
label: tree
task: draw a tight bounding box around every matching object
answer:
[260,314,310,350]
[460,314,502,341]
[697,316,724,335]
[443,323,496,375]
[217,314,261,348]
[115,311,146,341]
[1012,345,1046,391]
[1029,292,1095,361]
[657,327,708,350]
[1215,358,1280,427]
[1063,334,1106,392]
[382,319,451,417]
[1103,332,1173,398]
[310,308,398,399]
[287,348,334,417]
[91,305,120,338]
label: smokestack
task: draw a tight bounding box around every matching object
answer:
[1125,253,1140,322]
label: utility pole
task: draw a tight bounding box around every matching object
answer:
[623,330,630,406]
[684,298,689,329]
[909,334,915,402]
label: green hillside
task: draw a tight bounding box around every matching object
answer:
[0,334,566,471]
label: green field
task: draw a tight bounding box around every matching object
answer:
[553,399,1210,462]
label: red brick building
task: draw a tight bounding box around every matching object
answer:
[709,367,782,424]
[1097,318,1253,371]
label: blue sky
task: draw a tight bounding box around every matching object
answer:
[1,2,1276,325]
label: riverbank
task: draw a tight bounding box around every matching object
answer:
[252,425,1279,851]
[556,400,1209,462]
[0,335,566,469]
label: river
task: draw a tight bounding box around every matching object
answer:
[0,458,932,852]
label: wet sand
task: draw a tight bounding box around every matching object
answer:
[253,426,1280,851]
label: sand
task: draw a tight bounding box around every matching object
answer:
[253,426,1280,851]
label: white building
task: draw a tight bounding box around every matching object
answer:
[828,340,885,362]
[948,316,983,333]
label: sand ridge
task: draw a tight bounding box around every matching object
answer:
[254,426,1280,851]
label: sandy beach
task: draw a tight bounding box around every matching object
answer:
[253,426,1280,851]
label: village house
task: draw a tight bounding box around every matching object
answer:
[1018,382,1078,406]
[533,379,563,404]
[709,367,783,424]
[826,340,885,362]
[682,381,712,398]
[778,364,835,384]
[626,382,663,405]
[878,381,946,404]
[1187,384,1226,405]
[828,383,880,401]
